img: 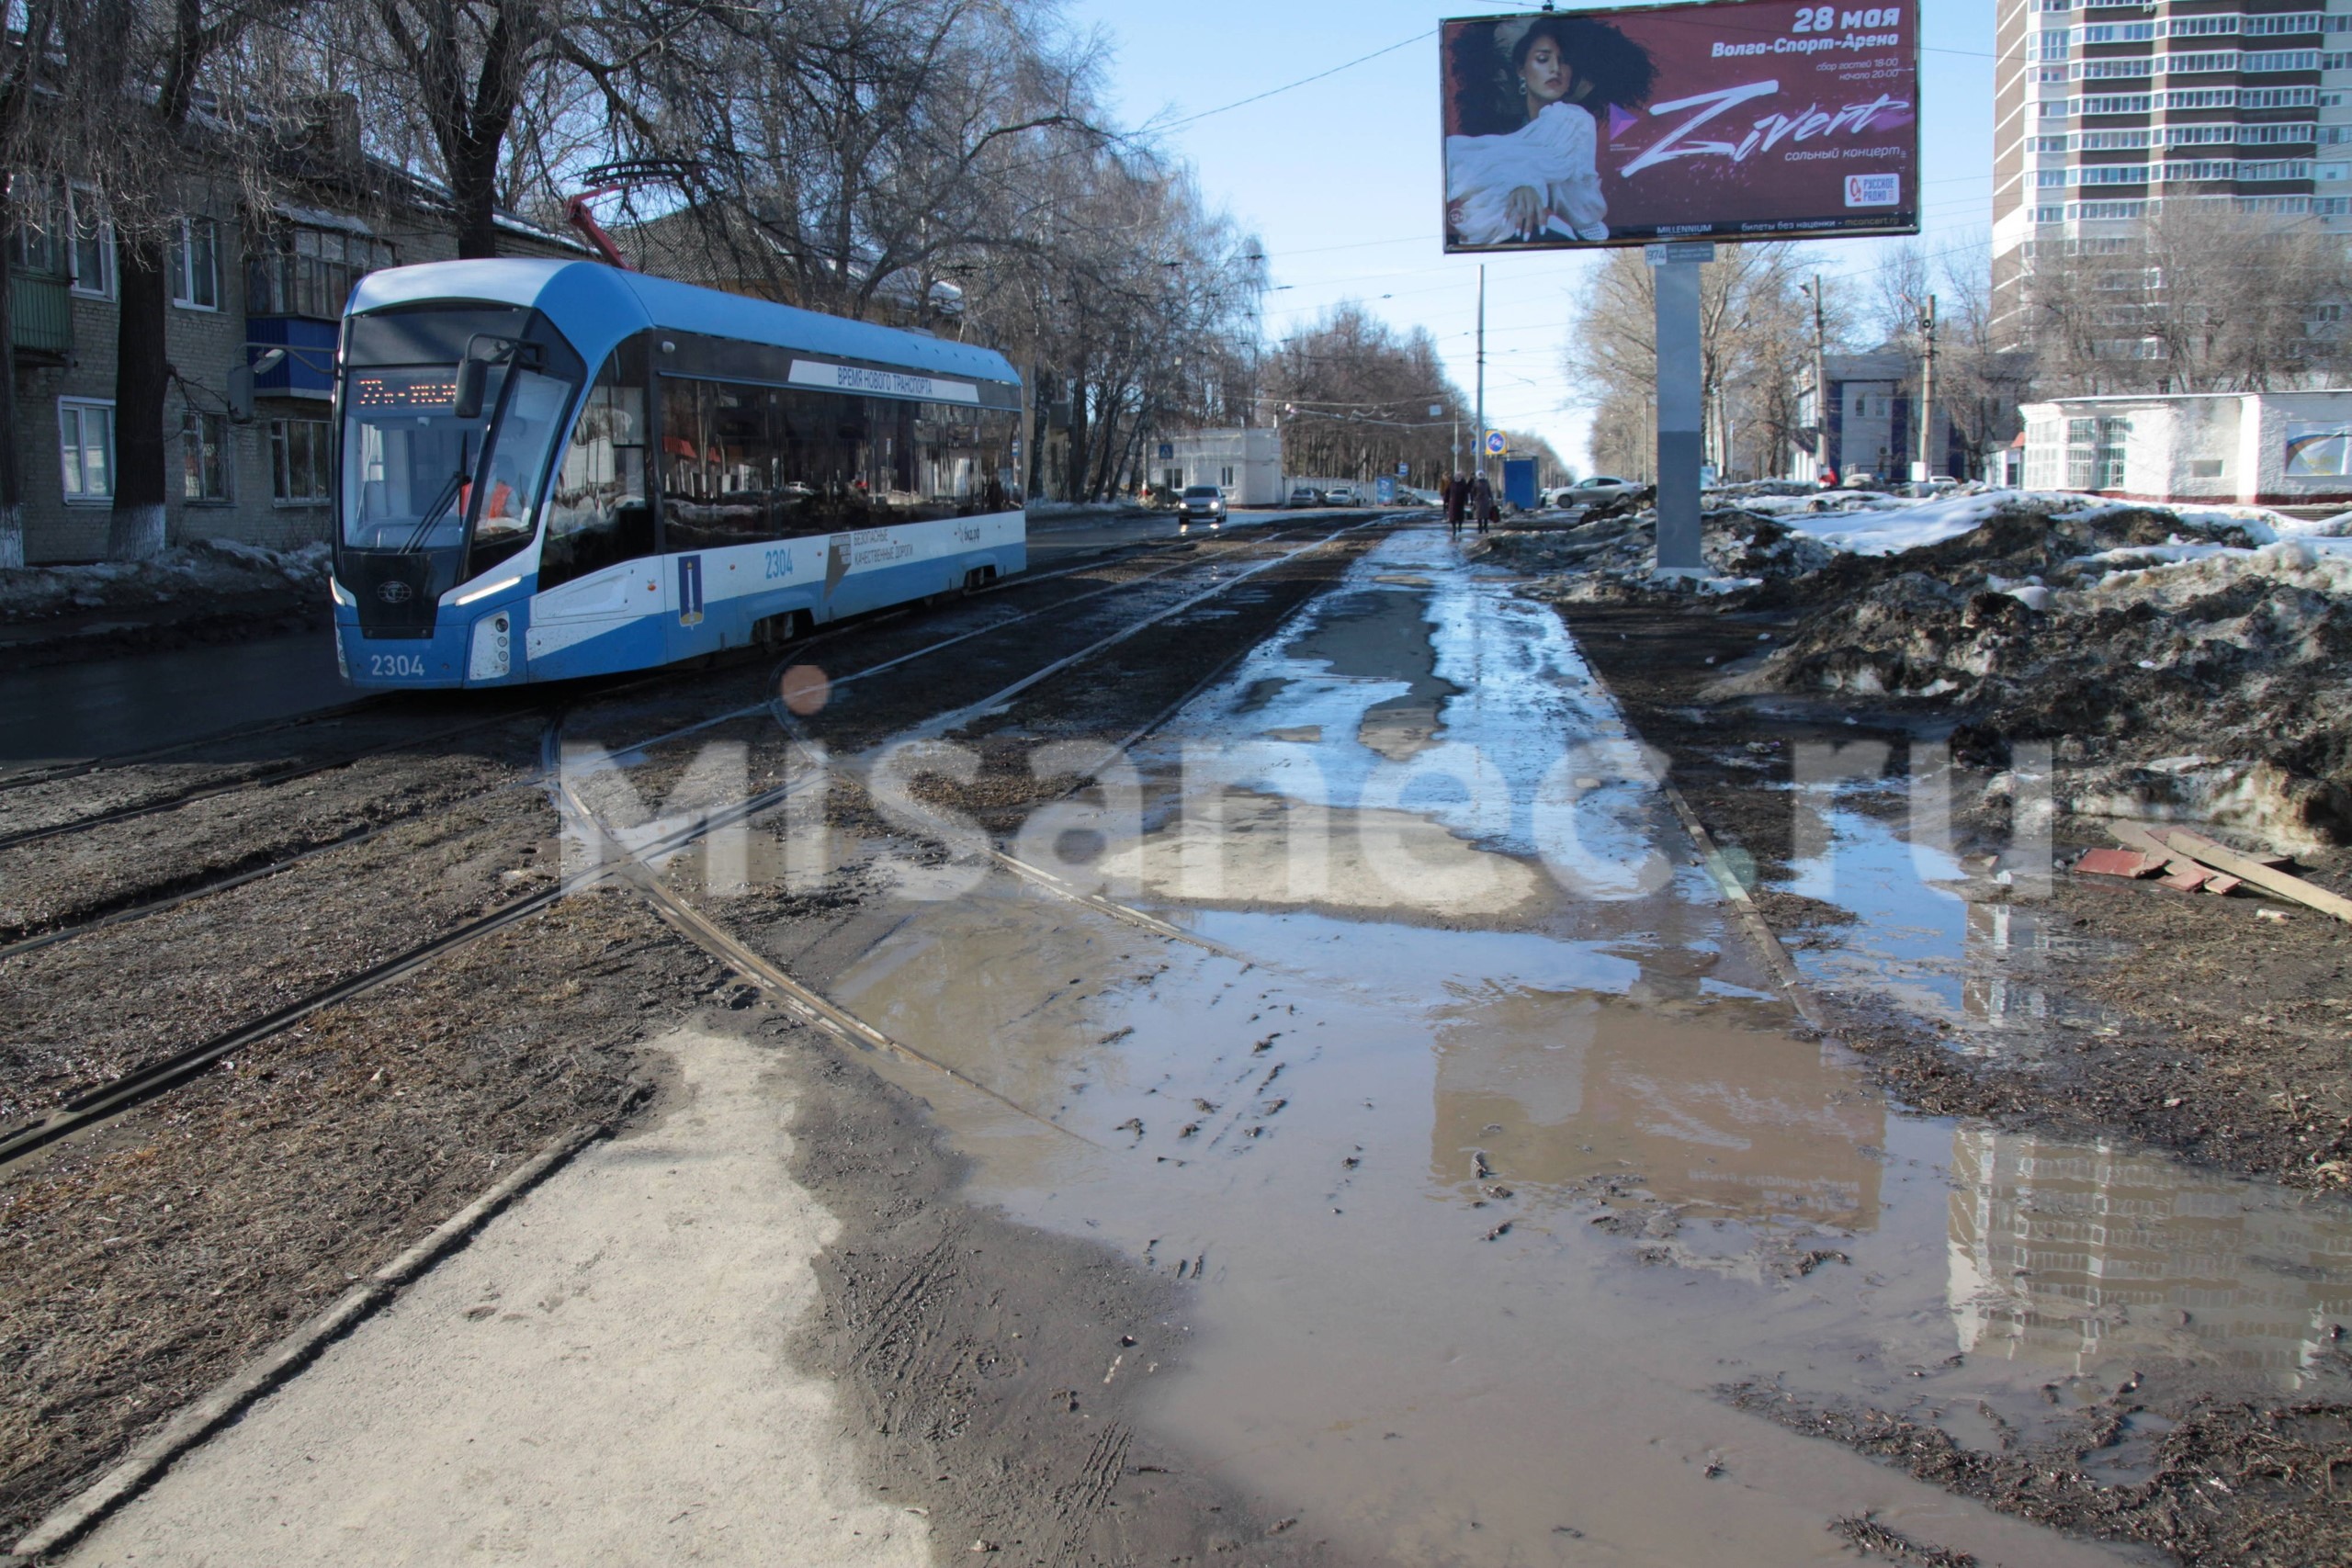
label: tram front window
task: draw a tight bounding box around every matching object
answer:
[341,367,498,553]
[340,364,576,576]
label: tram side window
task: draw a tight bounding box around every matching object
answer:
[541,339,652,592]
[662,378,777,549]
[910,404,1022,518]
[774,389,877,536]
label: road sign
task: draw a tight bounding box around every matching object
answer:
[1376,477,1397,505]
[1396,460,1409,477]
[1484,430,1506,457]
[1157,443,1173,460]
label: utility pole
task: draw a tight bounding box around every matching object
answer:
[1806,273,1828,481]
[1916,293,1938,482]
[1474,265,1487,488]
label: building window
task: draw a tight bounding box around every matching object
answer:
[2245,13,2325,38]
[182,411,230,503]
[60,399,115,502]
[67,188,113,299]
[1220,465,1235,487]
[2066,416,2130,490]
[168,217,219,310]
[2188,458,2225,479]
[270,418,331,503]
[246,223,399,319]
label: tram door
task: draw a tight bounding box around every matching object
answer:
[662,377,780,663]
[529,341,659,679]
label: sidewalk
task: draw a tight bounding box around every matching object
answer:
[61,1025,927,1568]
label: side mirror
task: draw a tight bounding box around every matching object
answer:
[454,356,489,420]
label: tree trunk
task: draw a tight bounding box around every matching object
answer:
[451,141,503,260]
[0,227,21,570]
[109,232,170,561]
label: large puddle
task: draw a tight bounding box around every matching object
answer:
[817,527,2352,1564]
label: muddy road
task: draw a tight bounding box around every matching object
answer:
[6,515,2348,1566]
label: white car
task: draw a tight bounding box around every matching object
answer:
[1322,486,1358,505]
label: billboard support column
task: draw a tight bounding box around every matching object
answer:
[1647,243,1712,577]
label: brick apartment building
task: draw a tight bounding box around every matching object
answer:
[7,130,584,565]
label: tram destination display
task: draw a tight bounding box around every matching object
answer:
[1440,1,1918,253]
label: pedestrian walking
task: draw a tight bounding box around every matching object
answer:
[1444,471,1468,535]
[1472,471,1496,534]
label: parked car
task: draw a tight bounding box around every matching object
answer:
[1287,485,1323,508]
[1551,476,1645,507]
[1176,484,1226,532]
[1322,486,1358,505]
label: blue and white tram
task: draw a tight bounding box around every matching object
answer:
[329,259,1026,688]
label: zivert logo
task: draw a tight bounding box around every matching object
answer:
[1845,173,1900,208]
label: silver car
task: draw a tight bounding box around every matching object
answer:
[1552,475,1645,507]
[1176,484,1225,532]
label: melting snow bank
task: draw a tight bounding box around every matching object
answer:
[0,538,332,625]
[1490,490,2352,848]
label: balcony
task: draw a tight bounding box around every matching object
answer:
[9,271,70,359]
[246,314,338,400]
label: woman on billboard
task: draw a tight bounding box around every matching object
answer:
[1445,15,1657,245]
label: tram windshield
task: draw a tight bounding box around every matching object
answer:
[338,308,582,576]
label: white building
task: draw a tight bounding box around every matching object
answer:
[1992,0,2352,342]
[2019,387,2352,502]
[1154,428,1283,506]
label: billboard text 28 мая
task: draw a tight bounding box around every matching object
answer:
[1442,2,1919,253]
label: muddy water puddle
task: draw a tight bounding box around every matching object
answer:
[817,528,2352,1565]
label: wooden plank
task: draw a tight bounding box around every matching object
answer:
[2155,828,2352,925]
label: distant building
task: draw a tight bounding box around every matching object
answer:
[2020,387,2352,503]
[1155,428,1283,507]
[1795,351,1965,484]
[1992,0,2352,345]
[8,107,586,564]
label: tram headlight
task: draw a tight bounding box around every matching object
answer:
[468,612,513,681]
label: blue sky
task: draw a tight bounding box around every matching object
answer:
[1063,0,1996,468]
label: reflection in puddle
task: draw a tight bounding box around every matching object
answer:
[816,530,2350,1566]
[1950,1127,2352,1383]
[1787,803,2121,1039]
[1432,994,1884,1229]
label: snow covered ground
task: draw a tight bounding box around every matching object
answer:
[0,539,330,626]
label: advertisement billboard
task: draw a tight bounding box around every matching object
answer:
[1440,2,1918,253]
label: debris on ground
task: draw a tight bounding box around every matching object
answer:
[1731,1377,2352,1568]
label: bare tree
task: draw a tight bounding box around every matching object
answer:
[1264,304,1472,490]
[1564,243,1815,482]
[2026,202,2352,396]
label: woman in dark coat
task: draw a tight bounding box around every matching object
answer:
[1445,472,1469,534]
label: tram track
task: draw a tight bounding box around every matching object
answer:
[1,518,1391,1166]
[0,530,1260,956]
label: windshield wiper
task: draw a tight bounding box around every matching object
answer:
[397,468,468,553]
[395,434,474,554]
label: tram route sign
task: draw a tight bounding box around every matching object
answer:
[1440,2,1920,253]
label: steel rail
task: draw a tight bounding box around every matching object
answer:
[0,520,1388,1163]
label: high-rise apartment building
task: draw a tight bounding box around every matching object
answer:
[1993,0,2352,343]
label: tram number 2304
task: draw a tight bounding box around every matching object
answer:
[368,652,431,679]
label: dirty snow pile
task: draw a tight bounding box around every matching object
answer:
[1709,495,2352,845]
[0,538,331,624]
[1486,504,1841,602]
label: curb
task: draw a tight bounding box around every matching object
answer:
[8,1120,615,1561]
[1658,780,1828,1032]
